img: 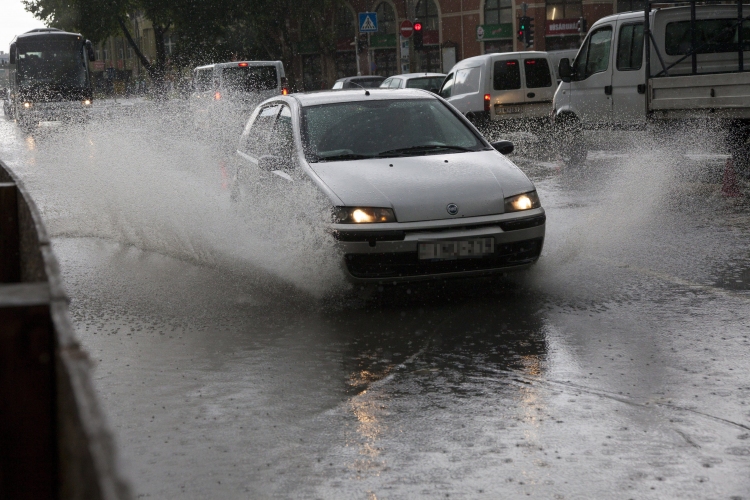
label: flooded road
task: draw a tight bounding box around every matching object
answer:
[2,103,750,498]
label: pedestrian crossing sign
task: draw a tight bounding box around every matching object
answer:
[359,12,378,33]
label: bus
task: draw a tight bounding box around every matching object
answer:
[7,28,96,129]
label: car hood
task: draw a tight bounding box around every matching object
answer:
[308,150,535,223]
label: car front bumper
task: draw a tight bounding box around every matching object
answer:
[17,101,91,121]
[332,208,546,283]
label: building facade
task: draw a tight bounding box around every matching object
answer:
[89,15,183,95]
[89,0,644,93]
[300,0,643,88]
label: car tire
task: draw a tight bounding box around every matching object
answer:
[555,114,587,166]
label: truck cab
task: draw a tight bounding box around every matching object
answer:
[552,3,750,163]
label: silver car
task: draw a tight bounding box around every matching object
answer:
[232,89,545,282]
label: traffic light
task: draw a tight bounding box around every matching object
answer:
[357,33,368,52]
[525,17,534,47]
[576,17,588,34]
[413,22,424,50]
[517,16,528,43]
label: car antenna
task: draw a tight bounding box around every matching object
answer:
[349,81,370,95]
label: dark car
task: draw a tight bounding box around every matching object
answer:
[332,76,386,90]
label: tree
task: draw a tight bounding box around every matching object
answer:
[23,0,348,91]
[22,0,226,91]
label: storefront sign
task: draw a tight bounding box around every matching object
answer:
[546,19,580,36]
[476,24,512,41]
[370,33,397,49]
[92,61,105,71]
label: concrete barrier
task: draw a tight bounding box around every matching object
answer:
[0,159,131,499]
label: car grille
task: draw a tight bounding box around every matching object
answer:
[345,238,543,279]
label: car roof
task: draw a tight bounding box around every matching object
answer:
[290,88,435,107]
[336,76,385,82]
[194,61,283,71]
[449,51,549,70]
[390,73,446,79]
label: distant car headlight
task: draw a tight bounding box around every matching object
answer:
[82,99,92,106]
[23,102,32,108]
[504,191,541,212]
[334,207,396,223]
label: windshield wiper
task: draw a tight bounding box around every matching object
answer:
[376,144,478,157]
[313,153,374,162]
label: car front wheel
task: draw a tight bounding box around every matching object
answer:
[555,114,587,166]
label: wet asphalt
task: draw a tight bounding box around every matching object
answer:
[1,102,749,499]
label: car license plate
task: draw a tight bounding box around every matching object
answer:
[495,105,522,114]
[418,238,495,260]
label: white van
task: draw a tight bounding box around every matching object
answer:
[190,61,287,131]
[439,51,557,127]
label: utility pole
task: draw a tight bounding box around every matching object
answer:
[405,0,417,73]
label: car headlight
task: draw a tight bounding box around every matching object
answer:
[504,191,541,212]
[334,207,396,223]
[23,102,32,108]
[82,99,92,106]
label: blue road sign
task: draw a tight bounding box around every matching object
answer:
[359,12,378,33]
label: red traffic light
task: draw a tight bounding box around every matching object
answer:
[414,22,423,31]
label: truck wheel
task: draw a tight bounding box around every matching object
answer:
[556,115,587,166]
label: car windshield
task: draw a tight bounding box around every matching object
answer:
[17,38,87,88]
[405,76,445,90]
[222,66,277,92]
[301,98,486,162]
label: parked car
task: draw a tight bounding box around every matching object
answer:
[380,73,447,93]
[190,61,287,132]
[332,76,386,89]
[231,89,545,282]
[439,51,557,128]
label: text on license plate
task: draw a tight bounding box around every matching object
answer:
[495,106,522,114]
[418,238,495,260]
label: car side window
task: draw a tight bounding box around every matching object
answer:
[454,67,481,95]
[332,81,343,89]
[240,104,281,158]
[194,69,212,91]
[617,23,644,71]
[390,78,402,88]
[493,60,521,90]
[574,26,612,79]
[523,58,552,88]
[381,78,392,88]
[439,73,454,98]
[270,105,294,161]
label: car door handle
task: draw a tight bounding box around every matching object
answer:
[527,92,535,98]
[637,84,646,94]
[604,85,612,95]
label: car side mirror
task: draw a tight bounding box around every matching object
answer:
[258,155,288,171]
[559,58,572,83]
[9,43,16,64]
[491,141,514,155]
[85,40,96,61]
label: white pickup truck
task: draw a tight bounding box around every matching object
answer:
[552,1,750,165]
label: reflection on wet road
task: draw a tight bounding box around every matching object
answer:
[1,103,750,498]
